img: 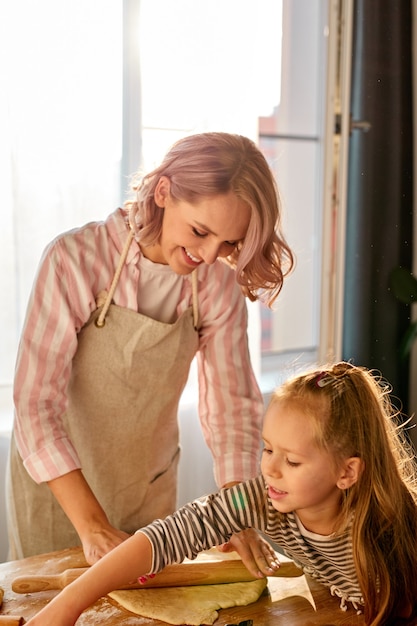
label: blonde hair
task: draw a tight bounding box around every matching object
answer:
[125,132,294,307]
[271,362,417,625]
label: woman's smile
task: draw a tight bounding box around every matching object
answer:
[183,247,202,266]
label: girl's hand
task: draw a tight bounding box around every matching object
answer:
[217,528,281,578]
[137,573,156,584]
[25,612,75,626]
[24,590,81,626]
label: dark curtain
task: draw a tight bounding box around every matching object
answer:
[342,0,413,412]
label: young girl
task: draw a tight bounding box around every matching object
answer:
[25,362,417,626]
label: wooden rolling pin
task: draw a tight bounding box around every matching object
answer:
[12,559,302,593]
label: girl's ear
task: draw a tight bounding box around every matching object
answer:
[337,457,364,490]
[154,176,171,207]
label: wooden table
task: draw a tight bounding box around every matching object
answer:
[0,547,365,625]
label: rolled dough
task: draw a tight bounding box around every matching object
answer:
[109,578,267,625]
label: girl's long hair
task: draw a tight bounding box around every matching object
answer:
[273,362,417,625]
[125,132,294,307]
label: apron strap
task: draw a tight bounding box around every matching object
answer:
[191,268,199,330]
[96,229,135,327]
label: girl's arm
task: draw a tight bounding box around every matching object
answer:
[25,531,153,626]
[26,480,275,626]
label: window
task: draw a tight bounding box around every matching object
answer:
[0,1,123,430]
[139,0,329,395]
[0,0,330,431]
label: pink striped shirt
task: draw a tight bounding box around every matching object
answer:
[13,208,263,487]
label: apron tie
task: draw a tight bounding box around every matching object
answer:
[95,229,135,327]
[191,269,199,330]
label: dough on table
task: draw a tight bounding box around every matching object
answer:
[109,578,267,625]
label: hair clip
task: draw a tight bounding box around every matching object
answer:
[315,371,333,388]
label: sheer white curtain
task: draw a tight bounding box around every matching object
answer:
[0,1,123,430]
[0,0,123,560]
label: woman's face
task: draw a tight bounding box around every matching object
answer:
[142,176,251,274]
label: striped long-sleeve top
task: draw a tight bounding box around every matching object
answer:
[13,207,263,487]
[140,476,364,613]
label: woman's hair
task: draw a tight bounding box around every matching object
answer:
[271,361,417,625]
[125,132,294,307]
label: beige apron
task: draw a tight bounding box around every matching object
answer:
[7,232,199,559]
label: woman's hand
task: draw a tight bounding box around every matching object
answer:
[80,525,131,565]
[48,470,130,564]
[217,528,281,578]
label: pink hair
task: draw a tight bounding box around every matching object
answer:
[125,132,294,306]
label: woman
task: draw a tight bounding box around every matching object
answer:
[7,132,294,567]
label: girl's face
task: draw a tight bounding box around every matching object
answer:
[142,176,251,274]
[261,399,344,534]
